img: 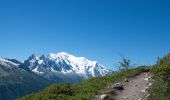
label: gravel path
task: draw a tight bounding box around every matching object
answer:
[114,72,152,100]
[95,72,152,100]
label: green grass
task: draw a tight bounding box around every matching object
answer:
[149,65,170,100]
[18,66,150,100]
[148,53,170,100]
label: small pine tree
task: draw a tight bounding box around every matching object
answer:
[119,57,131,71]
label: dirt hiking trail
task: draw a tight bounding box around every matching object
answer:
[114,72,152,100]
[95,72,153,100]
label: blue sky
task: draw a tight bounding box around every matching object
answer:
[0,0,170,70]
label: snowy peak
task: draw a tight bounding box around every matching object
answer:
[24,52,111,82]
[0,57,19,67]
[49,52,72,58]
[48,52,97,68]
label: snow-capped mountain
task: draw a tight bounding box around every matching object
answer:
[24,52,111,82]
[0,57,19,67]
[0,57,29,75]
[0,57,50,100]
[0,57,20,76]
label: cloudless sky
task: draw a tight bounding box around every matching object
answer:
[0,0,170,70]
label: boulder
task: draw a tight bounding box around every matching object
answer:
[111,83,124,90]
[124,78,129,82]
[100,94,107,100]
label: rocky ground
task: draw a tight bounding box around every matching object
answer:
[95,72,153,100]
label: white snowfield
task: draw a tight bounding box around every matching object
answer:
[27,52,111,79]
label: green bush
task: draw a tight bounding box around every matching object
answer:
[149,53,170,100]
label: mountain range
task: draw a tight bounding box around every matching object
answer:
[0,52,111,100]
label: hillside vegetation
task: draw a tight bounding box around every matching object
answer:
[18,67,150,100]
[149,53,170,100]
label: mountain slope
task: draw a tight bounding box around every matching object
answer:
[18,67,150,100]
[0,58,50,100]
[24,52,111,83]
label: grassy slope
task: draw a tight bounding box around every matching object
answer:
[18,66,150,100]
[148,53,170,100]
